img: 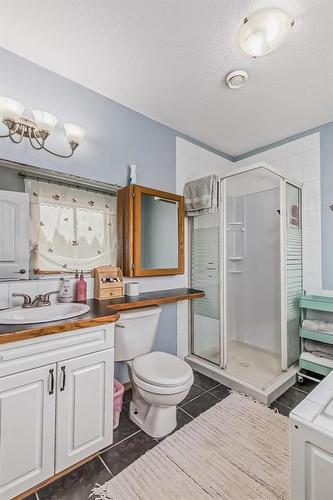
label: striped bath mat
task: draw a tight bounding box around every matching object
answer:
[93,392,289,499]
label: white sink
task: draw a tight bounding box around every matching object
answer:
[0,302,90,324]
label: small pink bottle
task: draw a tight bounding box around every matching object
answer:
[76,270,87,302]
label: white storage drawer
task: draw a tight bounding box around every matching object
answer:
[0,323,114,377]
[290,373,333,500]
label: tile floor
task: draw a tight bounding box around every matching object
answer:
[24,370,316,500]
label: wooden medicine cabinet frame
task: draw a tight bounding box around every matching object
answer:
[117,184,184,277]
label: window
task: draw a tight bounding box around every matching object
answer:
[24,178,117,273]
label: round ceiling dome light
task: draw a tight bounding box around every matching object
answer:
[225,70,248,89]
[238,8,294,57]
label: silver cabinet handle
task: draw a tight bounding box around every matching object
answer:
[60,366,66,391]
[48,369,54,395]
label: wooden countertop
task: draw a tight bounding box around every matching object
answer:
[0,288,204,345]
[105,287,204,310]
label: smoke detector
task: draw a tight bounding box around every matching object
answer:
[225,70,248,89]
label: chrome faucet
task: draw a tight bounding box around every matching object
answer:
[12,290,60,308]
[12,293,32,308]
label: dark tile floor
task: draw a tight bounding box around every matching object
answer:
[25,370,315,500]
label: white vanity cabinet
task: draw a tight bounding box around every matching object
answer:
[0,364,56,500]
[55,349,113,472]
[0,323,114,500]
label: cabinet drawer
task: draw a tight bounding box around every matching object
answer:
[0,324,114,378]
[98,287,123,299]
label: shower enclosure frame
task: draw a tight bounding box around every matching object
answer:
[188,163,303,403]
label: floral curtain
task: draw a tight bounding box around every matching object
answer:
[24,178,117,272]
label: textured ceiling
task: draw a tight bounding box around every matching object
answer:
[0,0,332,156]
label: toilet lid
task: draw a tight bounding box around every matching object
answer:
[133,351,193,388]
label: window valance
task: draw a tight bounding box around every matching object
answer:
[24,178,117,272]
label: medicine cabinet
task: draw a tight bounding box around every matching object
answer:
[117,185,184,277]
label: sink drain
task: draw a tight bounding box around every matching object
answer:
[240,362,250,367]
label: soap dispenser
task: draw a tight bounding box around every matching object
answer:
[76,270,87,302]
[129,164,137,184]
[59,277,73,303]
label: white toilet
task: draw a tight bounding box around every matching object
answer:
[114,306,193,438]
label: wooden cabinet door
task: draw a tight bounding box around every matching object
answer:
[0,364,56,500]
[55,349,113,473]
[0,190,29,279]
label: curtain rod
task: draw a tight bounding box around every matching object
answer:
[18,172,118,197]
[0,158,122,194]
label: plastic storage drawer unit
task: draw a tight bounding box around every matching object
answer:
[290,372,333,500]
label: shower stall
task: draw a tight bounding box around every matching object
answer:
[189,164,302,404]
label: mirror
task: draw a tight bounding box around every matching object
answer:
[140,194,179,269]
[117,184,184,277]
[0,160,119,279]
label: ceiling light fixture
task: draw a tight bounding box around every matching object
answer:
[0,96,86,158]
[238,8,294,57]
[226,70,248,89]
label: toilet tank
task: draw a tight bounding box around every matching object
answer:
[114,306,162,361]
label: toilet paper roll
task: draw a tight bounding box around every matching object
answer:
[125,282,140,296]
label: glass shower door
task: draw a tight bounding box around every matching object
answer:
[281,181,302,370]
[223,167,282,388]
[191,212,221,365]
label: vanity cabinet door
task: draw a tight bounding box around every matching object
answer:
[55,349,113,473]
[0,364,56,500]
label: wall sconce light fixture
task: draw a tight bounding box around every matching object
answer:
[0,97,87,158]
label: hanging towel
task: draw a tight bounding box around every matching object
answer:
[183,175,218,217]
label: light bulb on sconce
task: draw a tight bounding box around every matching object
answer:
[64,123,87,151]
[0,96,87,158]
[0,97,25,122]
[32,110,58,138]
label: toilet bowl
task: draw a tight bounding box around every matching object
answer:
[129,351,193,437]
[114,306,193,438]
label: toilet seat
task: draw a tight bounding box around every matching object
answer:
[132,352,193,394]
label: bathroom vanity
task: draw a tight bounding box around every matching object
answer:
[0,321,116,500]
[0,288,203,499]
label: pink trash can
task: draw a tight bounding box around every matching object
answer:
[113,379,125,429]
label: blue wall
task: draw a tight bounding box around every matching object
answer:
[0,48,177,191]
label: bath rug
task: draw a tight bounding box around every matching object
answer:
[92,392,289,500]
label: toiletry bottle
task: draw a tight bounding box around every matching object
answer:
[76,270,87,302]
[59,277,73,303]
[129,164,136,185]
[74,269,79,301]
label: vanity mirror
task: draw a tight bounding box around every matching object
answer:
[0,160,120,279]
[117,185,184,277]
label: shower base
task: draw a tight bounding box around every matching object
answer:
[193,340,282,388]
[226,340,282,388]
[186,341,297,405]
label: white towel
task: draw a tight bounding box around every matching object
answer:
[303,319,333,334]
[304,339,333,360]
[184,175,218,217]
